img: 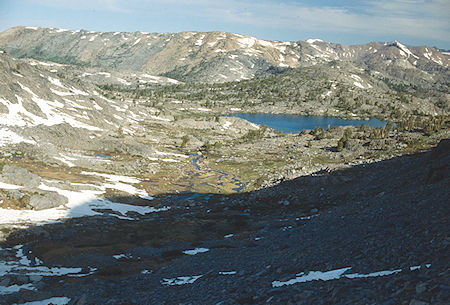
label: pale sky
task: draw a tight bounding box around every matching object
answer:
[1,0,449,48]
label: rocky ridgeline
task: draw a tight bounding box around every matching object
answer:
[0,26,448,83]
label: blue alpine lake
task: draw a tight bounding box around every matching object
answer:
[229,113,387,133]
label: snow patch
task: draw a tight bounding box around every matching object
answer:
[0,283,35,295]
[353,82,365,89]
[258,39,274,47]
[306,38,323,44]
[133,38,141,46]
[117,78,131,86]
[50,88,73,96]
[14,245,32,266]
[218,271,237,275]
[161,275,203,286]
[149,115,171,122]
[14,297,71,305]
[321,90,332,98]
[393,41,418,59]
[0,181,24,190]
[0,128,36,147]
[222,121,232,129]
[113,254,131,260]
[70,88,89,96]
[53,154,77,167]
[183,248,209,255]
[195,34,206,46]
[0,246,96,283]
[272,264,431,287]
[155,151,188,158]
[80,171,139,184]
[0,175,165,225]
[5,89,96,130]
[238,37,255,48]
[29,60,64,67]
[97,72,111,77]
[273,267,351,287]
[351,74,371,89]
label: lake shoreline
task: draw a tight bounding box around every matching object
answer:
[228,113,388,134]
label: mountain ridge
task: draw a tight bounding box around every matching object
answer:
[0,26,448,83]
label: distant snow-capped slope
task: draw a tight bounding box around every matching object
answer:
[0,51,171,151]
[0,26,448,83]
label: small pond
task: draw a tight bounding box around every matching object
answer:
[229,113,387,133]
[95,153,112,158]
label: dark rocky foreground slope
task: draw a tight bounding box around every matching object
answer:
[1,139,448,304]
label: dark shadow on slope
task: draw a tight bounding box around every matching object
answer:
[1,140,449,304]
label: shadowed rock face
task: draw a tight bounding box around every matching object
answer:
[0,26,448,83]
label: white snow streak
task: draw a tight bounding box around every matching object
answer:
[0,283,35,295]
[394,41,419,59]
[47,76,67,89]
[161,275,203,286]
[306,38,323,44]
[183,248,209,255]
[218,271,237,275]
[272,264,432,287]
[116,78,131,86]
[0,128,36,147]
[133,38,141,46]
[238,37,255,48]
[0,182,24,190]
[14,297,71,305]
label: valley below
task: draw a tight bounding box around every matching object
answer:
[0,27,448,304]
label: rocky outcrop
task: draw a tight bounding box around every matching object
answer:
[28,191,68,210]
[1,165,41,188]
